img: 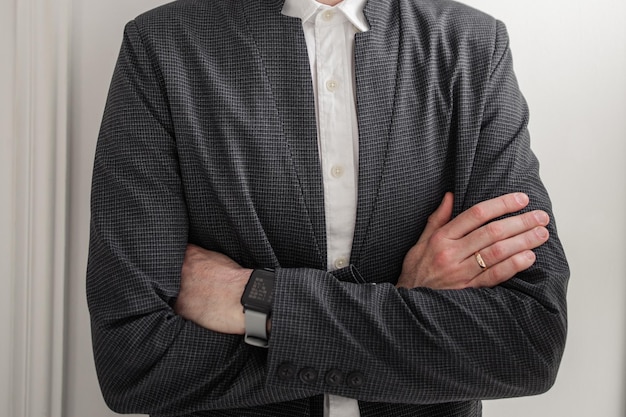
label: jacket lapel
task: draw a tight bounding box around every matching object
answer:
[351,0,400,266]
[241,0,327,269]
[240,0,401,271]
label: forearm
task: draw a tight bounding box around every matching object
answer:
[266,263,567,404]
[90,310,317,415]
[88,234,318,414]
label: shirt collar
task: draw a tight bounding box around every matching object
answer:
[282,0,370,32]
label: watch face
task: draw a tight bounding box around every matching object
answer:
[248,276,273,302]
[242,270,275,313]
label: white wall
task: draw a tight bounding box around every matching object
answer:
[461,1,626,416]
[3,0,623,416]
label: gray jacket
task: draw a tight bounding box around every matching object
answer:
[87,0,569,416]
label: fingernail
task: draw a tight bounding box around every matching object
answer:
[515,193,529,205]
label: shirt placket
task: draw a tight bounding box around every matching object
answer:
[314,8,358,272]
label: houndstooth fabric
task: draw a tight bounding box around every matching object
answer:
[87,0,569,416]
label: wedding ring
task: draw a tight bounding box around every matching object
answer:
[474,252,487,269]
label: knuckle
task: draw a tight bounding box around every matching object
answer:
[522,211,539,228]
[433,247,455,267]
[432,253,447,268]
[524,230,538,247]
[469,204,489,223]
[512,251,534,270]
[485,221,505,240]
[526,227,548,247]
[429,229,447,246]
[510,256,526,271]
[489,241,506,260]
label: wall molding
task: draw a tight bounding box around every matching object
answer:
[10,0,71,415]
[0,1,16,415]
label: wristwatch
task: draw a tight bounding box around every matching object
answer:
[241,269,275,348]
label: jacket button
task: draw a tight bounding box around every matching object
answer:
[277,362,297,380]
[299,367,319,384]
[346,371,365,388]
[324,369,344,387]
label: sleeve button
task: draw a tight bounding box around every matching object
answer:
[299,367,319,384]
[277,362,297,380]
[324,369,345,387]
[346,371,365,388]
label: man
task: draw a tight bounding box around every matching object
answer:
[87,0,569,416]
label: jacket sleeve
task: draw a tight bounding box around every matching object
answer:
[87,21,319,416]
[88,17,568,417]
[264,20,569,404]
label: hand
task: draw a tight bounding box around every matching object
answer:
[174,244,252,334]
[397,192,550,290]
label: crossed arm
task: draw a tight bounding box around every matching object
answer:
[175,191,551,335]
[88,17,567,415]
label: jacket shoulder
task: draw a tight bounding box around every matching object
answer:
[130,0,243,38]
[404,0,497,26]
[398,0,502,41]
[396,0,505,62]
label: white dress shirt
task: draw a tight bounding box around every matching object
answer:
[282,0,369,416]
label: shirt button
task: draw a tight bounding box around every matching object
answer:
[334,257,348,269]
[322,10,335,21]
[330,165,345,178]
[325,79,338,92]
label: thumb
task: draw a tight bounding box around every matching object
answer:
[418,192,454,242]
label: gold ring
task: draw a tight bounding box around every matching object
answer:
[474,252,487,269]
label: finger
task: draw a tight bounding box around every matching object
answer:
[467,250,537,288]
[444,193,530,240]
[418,192,454,243]
[464,209,549,256]
[472,225,549,270]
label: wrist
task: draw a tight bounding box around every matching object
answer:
[241,268,275,348]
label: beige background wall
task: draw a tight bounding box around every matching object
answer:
[2,0,625,416]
